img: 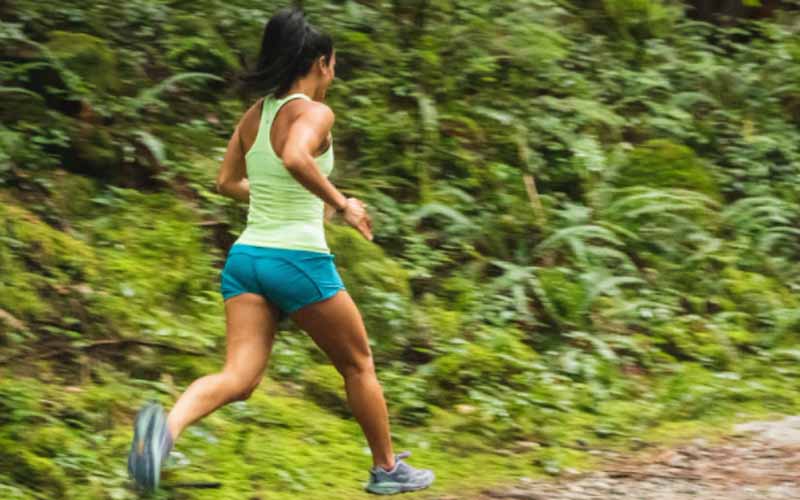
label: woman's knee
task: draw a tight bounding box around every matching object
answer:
[337,355,376,380]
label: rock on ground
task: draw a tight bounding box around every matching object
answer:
[463,417,800,500]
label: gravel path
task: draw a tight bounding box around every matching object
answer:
[463,416,800,500]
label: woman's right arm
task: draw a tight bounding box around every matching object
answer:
[216,99,263,203]
[282,103,373,241]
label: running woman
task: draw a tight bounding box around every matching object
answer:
[127,6,435,496]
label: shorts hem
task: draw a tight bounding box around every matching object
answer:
[222,290,290,321]
[285,286,346,315]
[222,289,259,302]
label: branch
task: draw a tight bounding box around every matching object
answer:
[81,338,207,355]
[0,338,207,364]
[523,174,547,226]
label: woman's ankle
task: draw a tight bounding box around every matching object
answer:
[166,413,182,443]
[374,456,396,472]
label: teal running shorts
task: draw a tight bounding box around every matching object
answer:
[220,243,346,321]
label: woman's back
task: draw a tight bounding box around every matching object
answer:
[234,93,335,253]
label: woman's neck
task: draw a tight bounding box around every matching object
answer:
[283,81,326,102]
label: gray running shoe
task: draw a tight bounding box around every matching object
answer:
[365,451,435,495]
[127,402,173,492]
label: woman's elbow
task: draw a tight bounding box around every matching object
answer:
[216,178,233,196]
[281,149,307,173]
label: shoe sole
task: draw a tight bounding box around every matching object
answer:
[128,403,159,491]
[365,476,435,495]
[147,406,168,491]
[128,404,149,487]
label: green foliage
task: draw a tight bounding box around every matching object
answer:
[536,267,589,326]
[428,325,538,403]
[651,317,739,370]
[326,223,413,352]
[601,0,683,42]
[301,363,348,416]
[164,24,239,75]
[2,0,800,497]
[613,139,720,199]
[45,30,119,93]
[378,364,433,426]
[66,119,120,175]
[124,72,225,116]
[0,443,69,497]
[83,186,224,350]
[0,197,96,322]
[721,267,797,319]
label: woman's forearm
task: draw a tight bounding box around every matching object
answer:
[218,178,250,203]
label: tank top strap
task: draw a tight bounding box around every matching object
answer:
[253,93,313,155]
[272,92,312,113]
[259,92,310,124]
[281,92,312,102]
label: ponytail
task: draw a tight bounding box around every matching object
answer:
[237,6,333,98]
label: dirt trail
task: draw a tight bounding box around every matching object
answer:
[457,416,800,500]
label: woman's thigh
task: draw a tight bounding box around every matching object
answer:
[288,290,373,374]
[222,292,280,379]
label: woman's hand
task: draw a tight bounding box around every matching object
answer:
[342,197,373,241]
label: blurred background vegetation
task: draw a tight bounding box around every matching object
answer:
[1,0,800,498]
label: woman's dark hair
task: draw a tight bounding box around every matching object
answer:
[238,6,333,99]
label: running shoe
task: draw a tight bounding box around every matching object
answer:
[127,402,173,492]
[365,451,435,495]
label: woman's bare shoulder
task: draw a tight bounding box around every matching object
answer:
[297,99,335,128]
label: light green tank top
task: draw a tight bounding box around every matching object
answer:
[234,92,335,253]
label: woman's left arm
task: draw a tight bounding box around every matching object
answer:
[216,117,252,203]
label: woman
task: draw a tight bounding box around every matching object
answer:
[126,6,434,496]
